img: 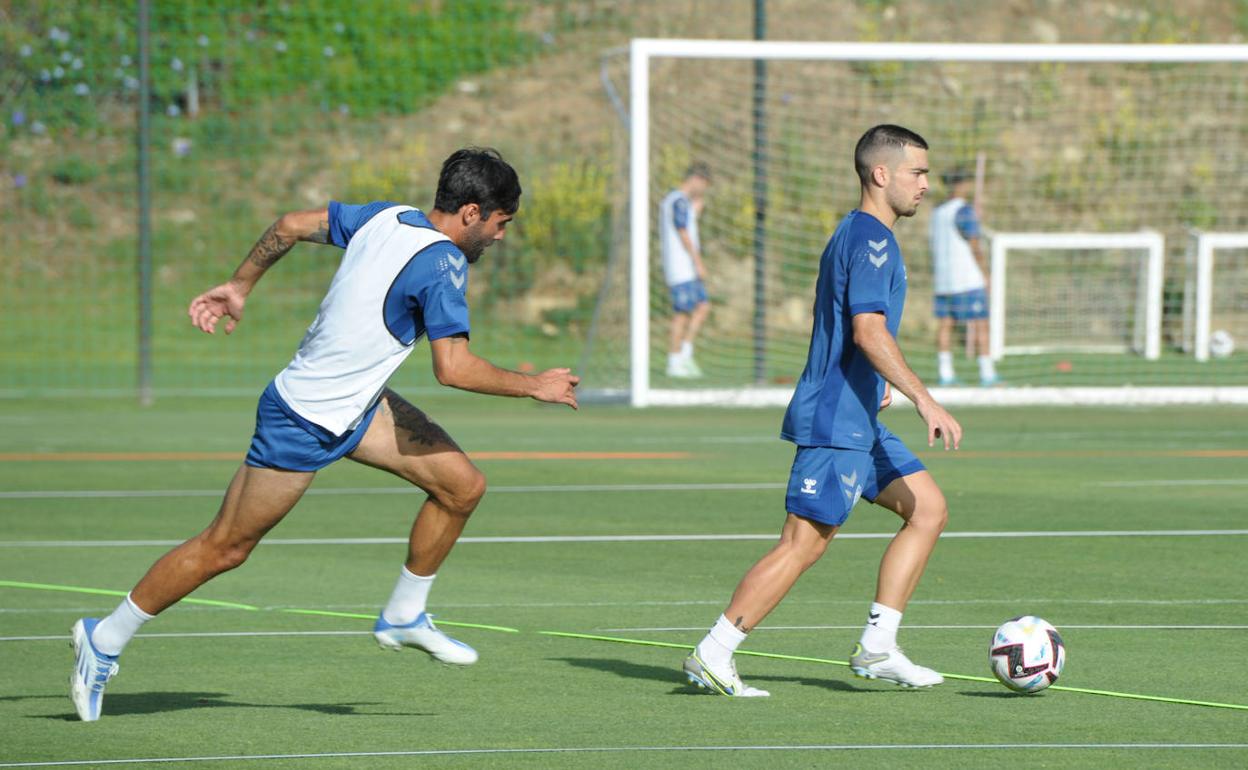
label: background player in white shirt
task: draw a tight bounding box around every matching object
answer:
[658,163,712,378]
[929,169,998,386]
[68,148,579,721]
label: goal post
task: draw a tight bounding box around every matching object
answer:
[1188,232,1248,362]
[988,231,1165,362]
[623,39,1248,407]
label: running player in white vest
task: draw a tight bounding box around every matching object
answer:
[658,163,712,378]
[68,148,579,721]
[928,169,998,386]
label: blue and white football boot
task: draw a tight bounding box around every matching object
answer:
[69,618,120,721]
[373,612,478,665]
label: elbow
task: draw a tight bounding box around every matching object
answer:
[434,362,462,389]
[434,367,456,388]
[274,213,303,242]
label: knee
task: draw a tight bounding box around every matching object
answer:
[780,532,833,571]
[198,535,257,575]
[440,466,486,517]
[908,498,948,535]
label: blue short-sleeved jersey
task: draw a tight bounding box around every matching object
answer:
[780,210,907,450]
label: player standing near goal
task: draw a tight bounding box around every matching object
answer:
[659,163,712,378]
[68,148,580,721]
[683,125,962,697]
[929,168,998,386]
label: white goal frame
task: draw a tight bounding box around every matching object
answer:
[1186,232,1248,362]
[628,39,1248,407]
[988,231,1165,362]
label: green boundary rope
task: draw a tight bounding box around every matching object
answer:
[4,580,1245,712]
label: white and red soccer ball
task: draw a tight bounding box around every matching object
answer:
[989,615,1066,693]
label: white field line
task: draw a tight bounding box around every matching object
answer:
[1090,479,1248,487]
[3,478,1244,499]
[7,624,1247,643]
[2,529,1246,548]
[5,597,1247,614]
[596,624,1248,633]
[1,744,1246,767]
[0,482,785,500]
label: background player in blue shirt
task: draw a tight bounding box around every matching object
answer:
[68,148,580,721]
[685,125,962,697]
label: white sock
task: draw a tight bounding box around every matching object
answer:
[978,355,997,382]
[859,602,902,653]
[668,352,683,369]
[696,614,746,669]
[681,341,693,360]
[381,567,436,626]
[91,593,154,657]
[937,351,955,382]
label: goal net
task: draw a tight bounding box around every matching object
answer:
[587,41,1248,405]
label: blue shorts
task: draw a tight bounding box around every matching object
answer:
[934,288,989,320]
[244,381,381,472]
[669,279,708,314]
[784,423,925,527]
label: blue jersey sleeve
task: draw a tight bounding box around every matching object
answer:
[383,241,471,345]
[671,195,690,230]
[954,204,981,240]
[327,200,401,248]
[846,232,896,317]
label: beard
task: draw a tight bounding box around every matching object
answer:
[461,232,493,263]
[888,189,922,218]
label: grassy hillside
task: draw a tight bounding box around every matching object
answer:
[1,1,1245,394]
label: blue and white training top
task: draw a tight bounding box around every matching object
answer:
[658,189,700,286]
[273,201,470,436]
[780,210,908,450]
[929,196,984,294]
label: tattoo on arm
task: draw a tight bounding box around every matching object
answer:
[302,218,331,245]
[246,222,297,271]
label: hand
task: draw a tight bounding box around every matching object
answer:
[916,397,962,450]
[531,367,580,410]
[188,281,248,334]
[880,382,892,410]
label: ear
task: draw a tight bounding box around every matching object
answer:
[460,202,482,226]
[871,164,889,189]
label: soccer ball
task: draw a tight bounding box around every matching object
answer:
[989,615,1065,694]
[1209,329,1235,358]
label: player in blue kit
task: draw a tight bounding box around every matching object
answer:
[68,148,580,721]
[684,125,962,697]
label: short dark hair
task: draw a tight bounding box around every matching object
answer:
[685,162,712,182]
[942,167,973,188]
[854,124,928,187]
[433,147,522,217]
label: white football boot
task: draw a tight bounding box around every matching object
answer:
[683,651,770,697]
[373,612,478,665]
[849,643,944,688]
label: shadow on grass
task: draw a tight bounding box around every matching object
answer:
[550,657,906,695]
[959,690,1046,700]
[2,692,431,720]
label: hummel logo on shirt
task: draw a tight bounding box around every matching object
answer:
[800,478,818,495]
[868,237,889,268]
[449,271,466,289]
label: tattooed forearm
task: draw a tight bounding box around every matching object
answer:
[246,222,297,271]
[302,219,331,245]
